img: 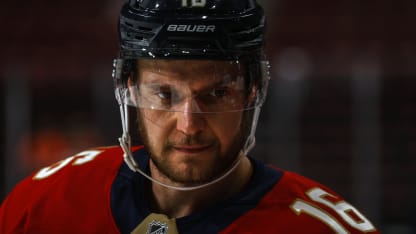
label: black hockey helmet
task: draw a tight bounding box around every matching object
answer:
[114,0,270,111]
[118,0,266,59]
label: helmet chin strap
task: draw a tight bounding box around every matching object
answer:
[243,106,261,155]
[117,103,245,191]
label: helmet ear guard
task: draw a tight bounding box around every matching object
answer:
[113,58,132,105]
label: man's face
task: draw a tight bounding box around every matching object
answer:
[132,59,249,184]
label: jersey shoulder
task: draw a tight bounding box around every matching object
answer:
[222,168,380,234]
[15,146,126,189]
[0,146,141,233]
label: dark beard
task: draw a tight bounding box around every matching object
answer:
[134,109,250,184]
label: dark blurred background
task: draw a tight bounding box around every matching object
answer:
[1,0,415,233]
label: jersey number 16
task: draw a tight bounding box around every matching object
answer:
[291,188,376,233]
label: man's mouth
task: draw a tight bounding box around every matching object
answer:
[171,144,213,154]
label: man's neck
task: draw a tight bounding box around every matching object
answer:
[146,156,253,218]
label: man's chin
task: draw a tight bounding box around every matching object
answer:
[154,157,225,185]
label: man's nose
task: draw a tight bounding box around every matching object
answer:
[175,98,206,135]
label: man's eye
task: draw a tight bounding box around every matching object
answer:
[157,91,172,100]
[209,88,227,97]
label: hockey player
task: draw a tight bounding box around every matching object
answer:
[0,0,379,233]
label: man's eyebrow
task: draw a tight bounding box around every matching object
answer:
[197,77,243,93]
[139,71,244,93]
[141,83,175,92]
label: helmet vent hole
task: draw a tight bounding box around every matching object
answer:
[137,26,152,32]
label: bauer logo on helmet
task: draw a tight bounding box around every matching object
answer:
[166,24,215,33]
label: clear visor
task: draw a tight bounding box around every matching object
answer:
[114,58,270,114]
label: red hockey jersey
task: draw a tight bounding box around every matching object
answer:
[0,146,379,233]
